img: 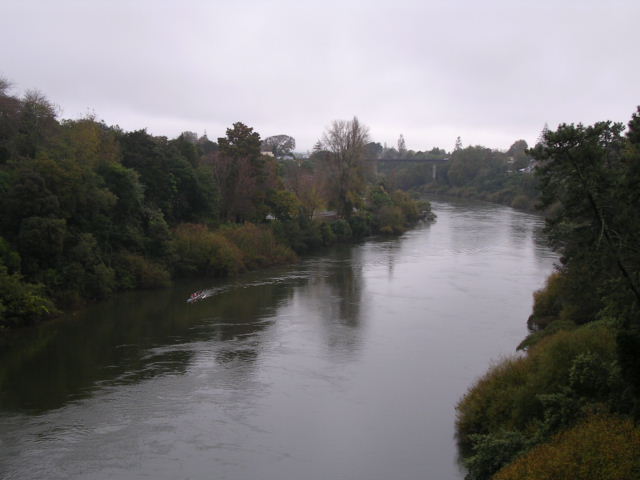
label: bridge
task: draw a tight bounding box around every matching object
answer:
[374,157,449,165]
[368,157,449,179]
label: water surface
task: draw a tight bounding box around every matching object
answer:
[0,199,557,480]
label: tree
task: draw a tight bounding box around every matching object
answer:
[0,84,21,162]
[397,134,407,158]
[318,116,370,218]
[507,140,530,170]
[0,76,11,97]
[171,132,200,167]
[262,134,295,158]
[448,146,505,187]
[281,160,324,218]
[364,142,383,159]
[536,123,550,147]
[530,111,640,406]
[214,122,277,222]
[455,136,463,151]
[532,119,640,312]
[17,89,59,158]
[217,122,261,160]
[197,134,218,155]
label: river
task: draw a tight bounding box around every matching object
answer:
[0,199,557,480]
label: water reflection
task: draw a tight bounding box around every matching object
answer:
[309,249,365,355]
[0,271,306,413]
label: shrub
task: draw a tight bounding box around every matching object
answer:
[348,213,372,239]
[114,252,171,289]
[464,430,530,480]
[320,221,336,246]
[493,414,640,480]
[0,266,56,328]
[268,216,323,253]
[331,219,352,241]
[517,319,576,351]
[375,205,405,234]
[527,272,565,331]
[510,194,531,211]
[391,189,421,223]
[219,223,297,269]
[456,356,533,453]
[172,223,244,277]
[456,324,617,454]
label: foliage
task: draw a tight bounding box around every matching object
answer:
[217,122,261,160]
[456,324,619,478]
[348,213,372,239]
[375,205,405,234]
[320,221,336,246]
[318,117,370,218]
[493,414,640,480]
[383,139,538,211]
[261,134,295,157]
[463,430,530,480]
[171,223,244,277]
[530,109,640,400]
[280,159,325,218]
[113,252,171,289]
[509,194,531,210]
[0,266,56,328]
[0,79,433,333]
[526,272,566,331]
[531,116,640,322]
[266,189,301,222]
[213,123,279,222]
[456,108,640,479]
[331,219,353,241]
[219,223,297,270]
[365,185,430,235]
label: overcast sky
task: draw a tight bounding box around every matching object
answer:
[1,0,638,152]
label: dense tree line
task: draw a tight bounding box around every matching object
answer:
[0,83,431,332]
[375,135,539,211]
[456,108,640,479]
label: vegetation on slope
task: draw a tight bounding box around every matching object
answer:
[456,107,640,479]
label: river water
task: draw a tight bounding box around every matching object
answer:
[0,199,557,480]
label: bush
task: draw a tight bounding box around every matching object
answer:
[114,252,171,289]
[517,319,576,351]
[219,223,297,269]
[464,430,530,480]
[320,222,336,246]
[456,356,533,454]
[391,189,421,223]
[348,213,372,239]
[510,194,531,211]
[527,272,565,331]
[172,223,244,277]
[456,324,617,454]
[331,219,352,241]
[0,266,56,328]
[375,205,405,234]
[269,216,323,253]
[493,414,640,480]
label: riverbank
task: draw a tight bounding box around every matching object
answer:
[0,192,433,339]
[454,114,640,480]
[0,83,434,333]
[418,181,539,213]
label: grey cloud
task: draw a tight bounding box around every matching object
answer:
[1,0,638,151]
